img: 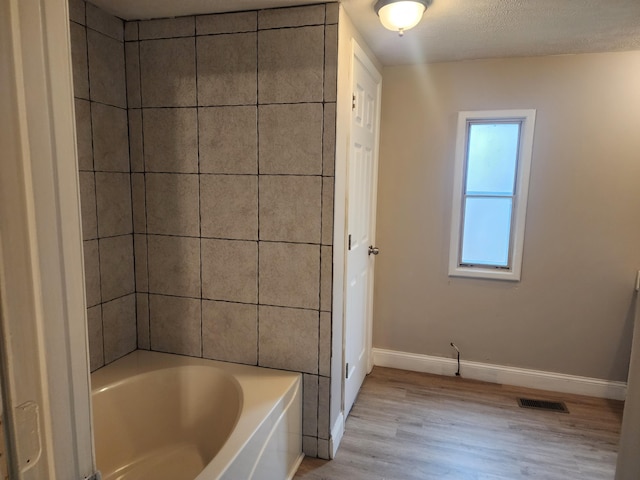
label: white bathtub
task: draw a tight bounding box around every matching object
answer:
[91,350,303,480]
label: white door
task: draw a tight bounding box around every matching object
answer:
[344,42,382,417]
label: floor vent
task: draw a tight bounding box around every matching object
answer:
[517,398,569,413]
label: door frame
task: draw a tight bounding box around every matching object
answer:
[1,0,94,478]
[341,38,383,409]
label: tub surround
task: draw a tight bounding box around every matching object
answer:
[72,0,337,458]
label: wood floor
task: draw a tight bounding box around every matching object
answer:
[295,367,624,480]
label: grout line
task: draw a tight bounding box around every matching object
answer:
[132,24,324,43]
[122,19,139,352]
[255,19,261,368]
[137,34,152,351]
[139,101,325,108]
[195,33,204,359]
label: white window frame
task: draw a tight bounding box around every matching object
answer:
[449,109,536,281]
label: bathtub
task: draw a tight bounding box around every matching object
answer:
[91,350,303,480]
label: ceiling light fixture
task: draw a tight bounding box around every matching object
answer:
[374,0,432,36]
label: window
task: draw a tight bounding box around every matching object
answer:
[449,110,536,281]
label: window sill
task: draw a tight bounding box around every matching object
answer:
[448,265,521,281]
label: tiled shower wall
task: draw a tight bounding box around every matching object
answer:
[70,0,137,372]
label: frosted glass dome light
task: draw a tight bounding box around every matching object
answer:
[374,0,432,36]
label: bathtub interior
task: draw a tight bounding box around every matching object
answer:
[92,365,242,480]
[91,351,303,480]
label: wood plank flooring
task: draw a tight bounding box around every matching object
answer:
[295,367,624,480]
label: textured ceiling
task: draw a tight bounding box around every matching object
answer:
[89,0,640,66]
[343,0,640,65]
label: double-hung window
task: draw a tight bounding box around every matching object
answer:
[449,110,536,281]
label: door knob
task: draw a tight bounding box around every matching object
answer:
[368,245,380,256]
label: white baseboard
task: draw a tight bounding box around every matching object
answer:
[329,412,344,459]
[372,348,627,401]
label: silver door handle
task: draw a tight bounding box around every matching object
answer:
[368,246,380,256]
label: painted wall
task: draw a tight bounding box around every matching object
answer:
[374,52,640,382]
[123,4,338,458]
[70,0,137,372]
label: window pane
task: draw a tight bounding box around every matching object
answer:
[466,123,520,195]
[461,197,512,267]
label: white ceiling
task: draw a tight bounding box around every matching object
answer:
[90,0,640,66]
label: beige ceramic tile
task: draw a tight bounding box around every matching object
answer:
[74,98,93,170]
[259,242,320,310]
[258,305,319,374]
[199,106,257,174]
[103,294,137,364]
[202,239,257,304]
[302,436,318,458]
[202,300,257,365]
[317,439,330,460]
[83,240,101,307]
[139,16,195,40]
[95,172,132,237]
[200,175,258,240]
[128,109,144,172]
[87,305,103,372]
[325,2,339,24]
[140,37,196,107]
[87,29,126,108]
[320,246,332,312]
[197,33,257,106]
[319,311,331,377]
[68,0,86,25]
[145,173,199,236]
[70,23,89,100]
[125,42,141,108]
[136,293,151,350]
[324,23,338,102]
[303,374,318,436]
[322,177,334,245]
[99,235,135,302]
[258,103,323,175]
[258,5,325,29]
[91,103,129,172]
[134,233,148,292]
[131,173,146,233]
[196,11,257,35]
[86,2,123,41]
[323,103,336,176]
[259,175,322,243]
[79,172,97,240]
[147,235,200,298]
[124,21,138,41]
[258,26,324,104]
[137,293,150,349]
[318,376,330,440]
[143,108,198,173]
[149,294,201,357]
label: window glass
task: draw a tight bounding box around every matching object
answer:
[461,197,512,267]
[466,123,520,195]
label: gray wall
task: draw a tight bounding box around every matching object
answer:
[70,0,137,372]
[374,52,640,382]
[123,4,338,458]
